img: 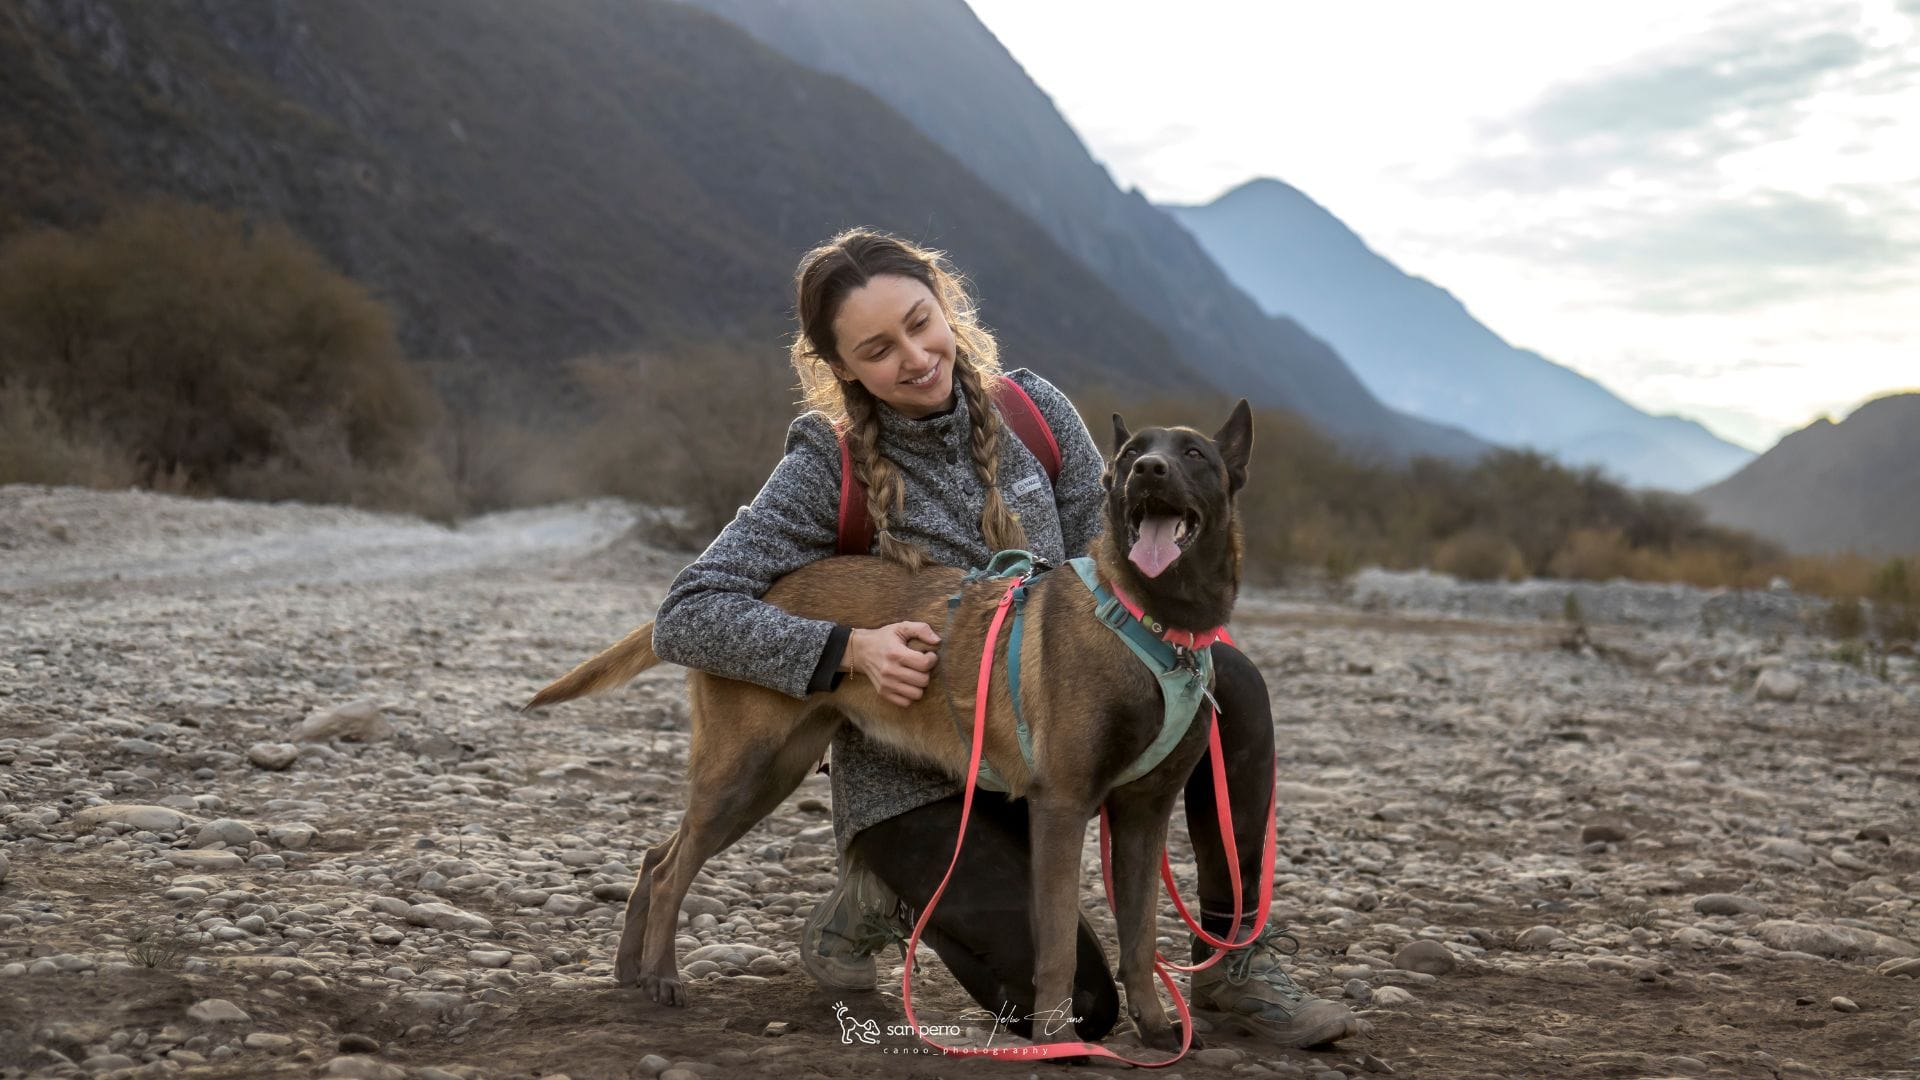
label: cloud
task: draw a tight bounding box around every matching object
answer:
[1432,0,1919,197]
[1467,189,1917,311]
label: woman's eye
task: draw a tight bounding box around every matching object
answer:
[912,317,929,331]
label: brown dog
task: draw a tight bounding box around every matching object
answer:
[526,402,1252,1050]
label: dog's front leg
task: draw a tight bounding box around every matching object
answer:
[1027,792,1093,1046]
[1104,782,1188,1052]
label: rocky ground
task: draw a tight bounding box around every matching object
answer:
[2,485,1916,1080]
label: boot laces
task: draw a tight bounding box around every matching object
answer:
[1224,924,1307,1000]
[849,899,916,969]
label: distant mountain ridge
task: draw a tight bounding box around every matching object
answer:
[1,0,1203,419]
[671,0,1487,463]
[1693,393,1920,556]
[1166,179,1755,490]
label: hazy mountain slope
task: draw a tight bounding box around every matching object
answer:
[0,0,1189,417]
[672,0,1486,463]
[1168,179,1755,490]
[1692,393,1920,555]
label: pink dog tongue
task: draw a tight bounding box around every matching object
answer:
[1129,516,1182,578]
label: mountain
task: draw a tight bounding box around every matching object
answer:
[1692,393,1920,556]
[0,0,1201,418]
[669,0,1487,463]
[1166,179,1756,490]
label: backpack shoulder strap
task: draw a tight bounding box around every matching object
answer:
[836,429,873,556]
[834,376,1064,555]
[992,375,1062,482]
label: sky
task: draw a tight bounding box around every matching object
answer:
[964,0,1919,452]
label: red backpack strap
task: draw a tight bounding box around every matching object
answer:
[836,430,874,555]
[834,377,1062,555]
[992,375,1062,482]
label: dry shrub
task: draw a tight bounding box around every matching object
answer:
[0,379,138,487]
[1549,527,1637,581]
[0,199,449,510]
[1434,529,1526,582]
[565,346,793,545]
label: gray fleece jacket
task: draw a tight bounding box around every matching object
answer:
[649,368,1106,851]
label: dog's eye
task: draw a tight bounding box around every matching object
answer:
[1184,448,1205,459]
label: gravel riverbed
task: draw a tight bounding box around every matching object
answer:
[2,486,1916,1080]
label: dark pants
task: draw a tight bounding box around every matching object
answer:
[848,644,1275,1040]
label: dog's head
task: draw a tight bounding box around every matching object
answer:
[1097,400,1252,630]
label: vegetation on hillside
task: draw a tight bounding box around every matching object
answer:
[0,201,453,514]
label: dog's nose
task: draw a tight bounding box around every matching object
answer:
[1131,454,1169,479]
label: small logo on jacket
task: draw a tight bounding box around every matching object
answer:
[1011,474,1045,498]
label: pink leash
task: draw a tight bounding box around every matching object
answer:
[896,577,1277,1064]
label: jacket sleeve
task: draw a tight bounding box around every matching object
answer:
[649,413,849,699]
[1008,369,1107,561]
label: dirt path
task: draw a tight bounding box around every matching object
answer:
[2,487,1916,1080]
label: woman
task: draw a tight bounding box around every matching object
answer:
[649,228,1355,1049]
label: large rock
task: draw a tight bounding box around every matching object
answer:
[246,742,299,770]
[296,699,394,743]
[404,903,493,934]
[72,804,189,833]
[268,823,317,850]
[1394,940,1457,975]
[1694,894,1767,916]
[194,819,255,849]
[1753,920,1918,958]
[1754,669,1803,702]
[163,850,244,870]
[187,998,251,1024]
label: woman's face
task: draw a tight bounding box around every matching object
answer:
[828,273,957,419]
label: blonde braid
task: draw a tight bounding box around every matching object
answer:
[953,358,1029,554]
[842,384,929,571]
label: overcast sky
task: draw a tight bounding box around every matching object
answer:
[965,0,1918,451]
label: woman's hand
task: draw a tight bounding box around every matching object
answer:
[844,622,941,708]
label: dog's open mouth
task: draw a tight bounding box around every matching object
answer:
[1126,502,1201,578]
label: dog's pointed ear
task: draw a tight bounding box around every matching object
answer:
[1110,413,1132,455]
[1213,399,1253,493]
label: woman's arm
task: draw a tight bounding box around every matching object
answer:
[650,413,849,699]
[1007,369,1107,560]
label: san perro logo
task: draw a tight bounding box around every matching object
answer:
[832,999,1084,1055]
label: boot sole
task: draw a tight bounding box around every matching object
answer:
[1198,1000,1357,1049]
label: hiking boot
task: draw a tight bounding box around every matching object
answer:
[799,856,913,993]
[1190,924,1359,1048]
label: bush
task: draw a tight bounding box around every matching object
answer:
[564,346,793,543]
[0,199,449,509]
[1549,527,1636,581]
[1433,530,1526,582]
[0,380,138,488]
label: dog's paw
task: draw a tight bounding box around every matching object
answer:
[1136,1018,1195,1054]
[640,974,686,1007]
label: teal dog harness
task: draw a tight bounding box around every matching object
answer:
[945,551,1218,793]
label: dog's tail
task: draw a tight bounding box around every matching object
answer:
[522,622,665,711]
